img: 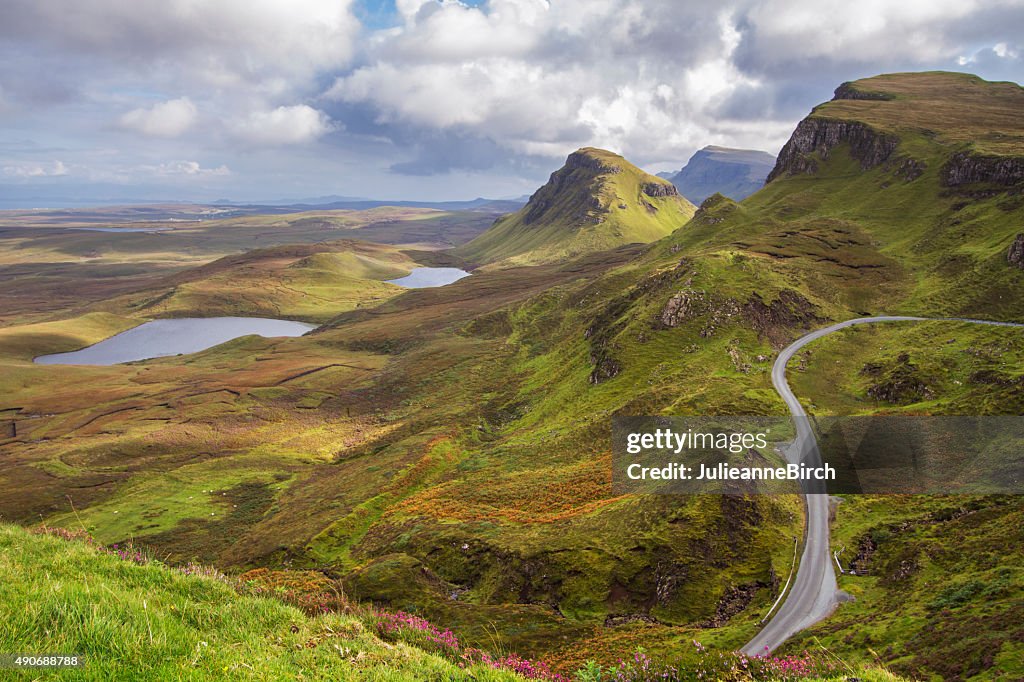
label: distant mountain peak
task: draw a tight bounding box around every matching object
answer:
[665,146,776,204]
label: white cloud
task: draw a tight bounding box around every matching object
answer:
[741,0,987,66]
[327,2,777,163]
[4,160,68,177]
[993,42,1015,58]
[1,1,359,96]
[120,97,197,137]
[1,0,1022,196]
[146,160,230,177]
[233,105,336,145]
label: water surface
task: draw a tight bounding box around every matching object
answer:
[387,267,471,288]
[35,317,316,365]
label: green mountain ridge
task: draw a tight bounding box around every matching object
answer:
[458,147,696,266]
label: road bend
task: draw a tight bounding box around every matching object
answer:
[742,315,1024,656]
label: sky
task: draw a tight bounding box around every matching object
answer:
[1,0,1022,206]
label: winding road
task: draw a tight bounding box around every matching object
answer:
[742,315,1024,656]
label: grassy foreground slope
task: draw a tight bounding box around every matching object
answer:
[459,148,695,266]
[0,523,526,681]
[0,523,912,682]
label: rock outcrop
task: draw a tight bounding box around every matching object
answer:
[657,288,822,349]
[863,352,933,404]
[642,181,678,198]
[767,118,898,183]
[458,147,695,265]
[832,81,895,101]
[942,152,1024,188]
[1008,233,1024,269]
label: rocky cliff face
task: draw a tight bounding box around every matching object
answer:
[832,81,895,101]
[458,147,694,265]
[1008,234,1024,269]
[767,117,899,183]
[942,152,1024,187]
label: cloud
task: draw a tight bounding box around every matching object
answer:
[1,0,1023,200]
[0,1,359,96]
[120,97,197,137]
[145,160,230,177]
[327,1,772,170]
[4,160,68,177]
[232,105,337,145]
[320,0,1024,177]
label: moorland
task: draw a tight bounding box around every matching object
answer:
[1,71,1023,681]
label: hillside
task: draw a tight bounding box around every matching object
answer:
[666,146,776,203]
[458,148,695,265]
[533,70,1024,677]
[1,523,912,681]
[656,71,1024,321]
[0,523,537,681]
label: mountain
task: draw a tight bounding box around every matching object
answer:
[675,71,1024,319]
[458,147,695,265]
[665,145,776,203]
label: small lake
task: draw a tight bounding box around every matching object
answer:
[35,317,317,366]
[387,267,471,288]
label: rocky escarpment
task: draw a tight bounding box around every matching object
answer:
[832,81,896,101]
[767,117,899,183]
[1008,234,1024,269]
[642,181,678,198]
[942,151,1024,188]
[667,146,776,203]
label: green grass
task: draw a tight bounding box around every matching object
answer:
[0,312,140,360]
[0,523,526,681]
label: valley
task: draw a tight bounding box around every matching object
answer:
[1,71,1023,681]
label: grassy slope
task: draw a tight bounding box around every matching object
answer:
[0,523,525,681]
[586,72,1022,679]
[0,523,909,682]
[0,242,801,662]
[110,240,422,323]
[482,71,1024,673]
[459,148,695,266]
